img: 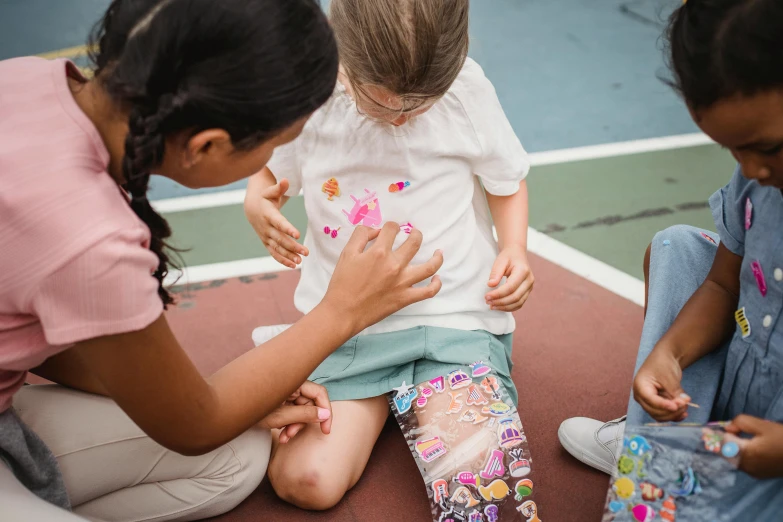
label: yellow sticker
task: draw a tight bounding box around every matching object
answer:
[735,307,751,339]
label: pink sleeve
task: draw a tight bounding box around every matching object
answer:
[30,226,164,346]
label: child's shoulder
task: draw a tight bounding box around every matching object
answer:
[448,57,496,101]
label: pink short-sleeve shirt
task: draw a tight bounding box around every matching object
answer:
[0,57,163,412]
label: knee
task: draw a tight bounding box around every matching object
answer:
[652,224,697,247]
[267,455,348,510]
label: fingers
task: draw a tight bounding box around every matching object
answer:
[261,404,331,431]
[400,251,444,291]
[297,381,333,434]
[727,414,769,436]
[260,178,289,200]
[492,285,534,312]
[402,275,443,306]
[372,221,401,252]
[344,226,381,254]
[633,379,687,421]
[393,228,424,266]
[486,265,529,301]
[487,255,508,289]
[268,227,306,258]
[488,272,534,309]
[279,423,305,444]
[267,239,300,269]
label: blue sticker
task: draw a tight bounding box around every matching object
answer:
[625,435,652,457]
[609,501,624,513]
[392,381,418,414]
[721,441,740,458]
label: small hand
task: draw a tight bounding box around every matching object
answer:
[632,344,691,421]
[485,245,535,311]
[257,381,331,443]
[725,415,783,479]
[245,178,309,269]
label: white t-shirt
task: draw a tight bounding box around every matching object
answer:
[267,58,529,336]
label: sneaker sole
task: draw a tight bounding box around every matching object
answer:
[557,424,615,475]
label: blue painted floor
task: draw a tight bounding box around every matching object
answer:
[1,0,694,199]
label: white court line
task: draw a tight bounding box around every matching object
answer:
[166,227,646,307]
[151,133,713,214]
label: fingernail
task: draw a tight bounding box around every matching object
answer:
[317,407,331,420]
[679,393,691,401]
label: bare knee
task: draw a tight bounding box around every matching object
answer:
[267,455,348,510]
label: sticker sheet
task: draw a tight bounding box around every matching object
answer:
[602,423,740,522]
[388,365,540,521]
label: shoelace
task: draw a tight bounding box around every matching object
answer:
[594,415,627,463]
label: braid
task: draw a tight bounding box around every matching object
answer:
[123,95,180,307]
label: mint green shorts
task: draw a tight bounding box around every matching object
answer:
[308,326,517,405]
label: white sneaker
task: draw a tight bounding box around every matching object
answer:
[558,416,626,475]
[251,324,292,347]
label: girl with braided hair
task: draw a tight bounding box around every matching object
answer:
[0,0,443,520]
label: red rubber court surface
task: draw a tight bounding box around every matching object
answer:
[164,254,643,522]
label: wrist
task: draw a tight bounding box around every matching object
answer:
[313,299,361,341]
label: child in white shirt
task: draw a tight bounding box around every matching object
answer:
[246,1,538,519]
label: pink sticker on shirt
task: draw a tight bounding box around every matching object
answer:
[745,198,753,230]
[751,260,767,297]
[342,189,382,228]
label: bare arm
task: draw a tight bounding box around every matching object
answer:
[29,224,442,456]
[485,180,529,252]
[658,242,741,368]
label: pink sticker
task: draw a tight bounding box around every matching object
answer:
[700,232,717,245]
[454,471,480,487]
[415,436,447,463]
[420,385,434,398]
[429,376,445,393]
[342,189,382,228]
[416,396,428,408]
[479,449,506,480]
[745,198,753,230]
[751,261,767,297]
[399,222,414,234]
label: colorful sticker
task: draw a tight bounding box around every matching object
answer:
[446,392,464,414]
[517,500,541,522]
[450,485,481,508]
[416,396,428,408]
[321,178,341,200]
[468,512,483,522]
[484,505,499,522]
[721,441,740,458]
[323,225,341,238]
[429,376,446,393]
[480,376,502,400]
[479,449,506,480]
[342,189,382,227]
[391,381,417,414]
[509,449,531,477]
[497,417,525,448]
[448,369,472,390]
[471,361,491,377]
[389,181,410,193]
[477,479,510,501]
[431,478,449,505]
[751,260,767,297]
[454,471,481,487]
[700,232,717,245]
[618,455,635,474]
[466,384,488,406]
[514,479,534,501]
[639,481,664,502]
[459,409,479,423]
[745,197,753,231]
[735,307,751,339]
[472,413,489,425]
[483,402,511,416]
[399,222,414,234]
[420,385,434,398]
[670,467,701,496]
[613,477,636,499]
[608,501,624,513]
[701,430,723,453]
[660,496,677,521]
[438,506,467,522]
[632,504,656,522]
[415,436,447,463]
[625,435,652,457]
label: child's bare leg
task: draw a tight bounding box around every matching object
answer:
[390,370,538,521]
[267,396,389,510]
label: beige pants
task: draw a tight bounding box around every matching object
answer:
[0,385,271,522]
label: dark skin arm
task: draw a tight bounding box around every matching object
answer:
[633,242,741,421]
[28,224,443,456]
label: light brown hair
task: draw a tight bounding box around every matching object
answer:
[330,0,469,113]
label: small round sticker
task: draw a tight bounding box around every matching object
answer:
[721,441,740,458]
